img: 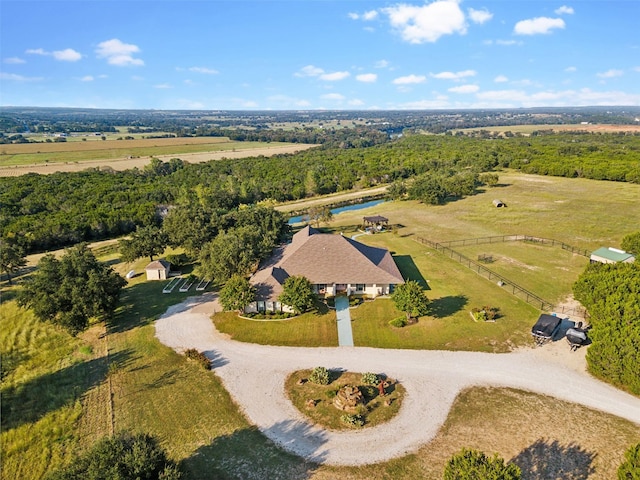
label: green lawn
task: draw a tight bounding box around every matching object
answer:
[214,308,339,347]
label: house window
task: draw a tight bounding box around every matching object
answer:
[275,302,282,312]
[356,284,365,292]
[266,301,274,311]
[317,284,327,294]
[257,301,265,312]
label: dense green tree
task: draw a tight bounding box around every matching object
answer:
[278,275,315,314]
[119,225,168,262]
[46,432,181,480]
[197,227,262,283]
[573,262,640,394]
[391,280,429,321]
[17,244,126,335]
[219,274,256,312]
[621,231,640,255]
[444,448,521,479]
[0,238,26,285]
[618,443,640,480]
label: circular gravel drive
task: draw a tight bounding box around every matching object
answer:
[155,294,640,466]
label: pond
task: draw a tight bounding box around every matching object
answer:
[288,199,386,224]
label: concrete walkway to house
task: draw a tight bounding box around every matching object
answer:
[334,295,354,347]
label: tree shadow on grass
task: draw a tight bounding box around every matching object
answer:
[429,295,469,318]
[510,438,597,480]
[393,255,429,289]
[109,281,207,334]
[1,348,135,431]
[183,422,325,479]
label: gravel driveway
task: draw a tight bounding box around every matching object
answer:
[155,293,640,466]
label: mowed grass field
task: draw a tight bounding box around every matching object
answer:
[2,171,640,479]
[0,136,305,166]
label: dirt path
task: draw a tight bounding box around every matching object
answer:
[155,294,640,466]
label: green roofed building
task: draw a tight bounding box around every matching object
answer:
[590,247,635,264]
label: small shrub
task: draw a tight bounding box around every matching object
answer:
[309,366,330,385]
[184,348,211,370]
[326,388,338,399]
[361,372,380,385]
[340,413,364,427]
[389,317,408,328]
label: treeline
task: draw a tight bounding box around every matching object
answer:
[2,132,640,253]
[573,262,640,395]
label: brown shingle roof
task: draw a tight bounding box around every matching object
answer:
[250,228,404,300]
[145,259,170,270]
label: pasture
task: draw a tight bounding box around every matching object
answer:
[0,136,317,175]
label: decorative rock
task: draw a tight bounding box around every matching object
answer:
[297,378,307,386]
[333,385,364,412]
[305,398,317,408]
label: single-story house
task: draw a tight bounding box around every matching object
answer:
[145,259,171,280]
[246,226,404,313]
[590,247,635,264]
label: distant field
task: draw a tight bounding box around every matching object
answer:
[0,138,317,176]
[453,123,640,135]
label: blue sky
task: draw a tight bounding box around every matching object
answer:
[1,0,639,110]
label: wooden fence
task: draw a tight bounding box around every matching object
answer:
[415,235,590,318]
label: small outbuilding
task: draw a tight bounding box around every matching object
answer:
[145,259,171,280]
[590,247,635,264]
[492,199,506,208]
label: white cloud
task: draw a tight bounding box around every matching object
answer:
[356,73,377,83]
[321,93,345,100]
[295,65,324,77]
[53,48,81,61]
[80,75,94,82]
[4,57,26,64]
[633,66,640,72]
[475,87,640,107]
[393,74,426,85]
[430,70,476,80]
[375,60,390,69]
[565,66,577,72]
[468,8,492,24]
[0,72,43,82]
[189,66,218,74]
[320,71,350,81]
[26,47,81,61]
[382,0,467,44]
[555,5,574,15]
[154,83,172,89]
[494,75,509,83]
[597,69,623,78]
[348,10,377,21]
[96,39,144,66]
[495,39,521,46]
[448,84,479,93]
[348,99,365,106]
[514,17,565,35]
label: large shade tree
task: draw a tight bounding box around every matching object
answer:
[219,274,256,312]
[17,244,126,335]
[0,238,27,285]
[118,225,168,262]
[46,432,181,480]
[278,275,315,314]
[618,442,640,480]
[621,231,640,255]
[391,280,429,320]
[573,262,640,394]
